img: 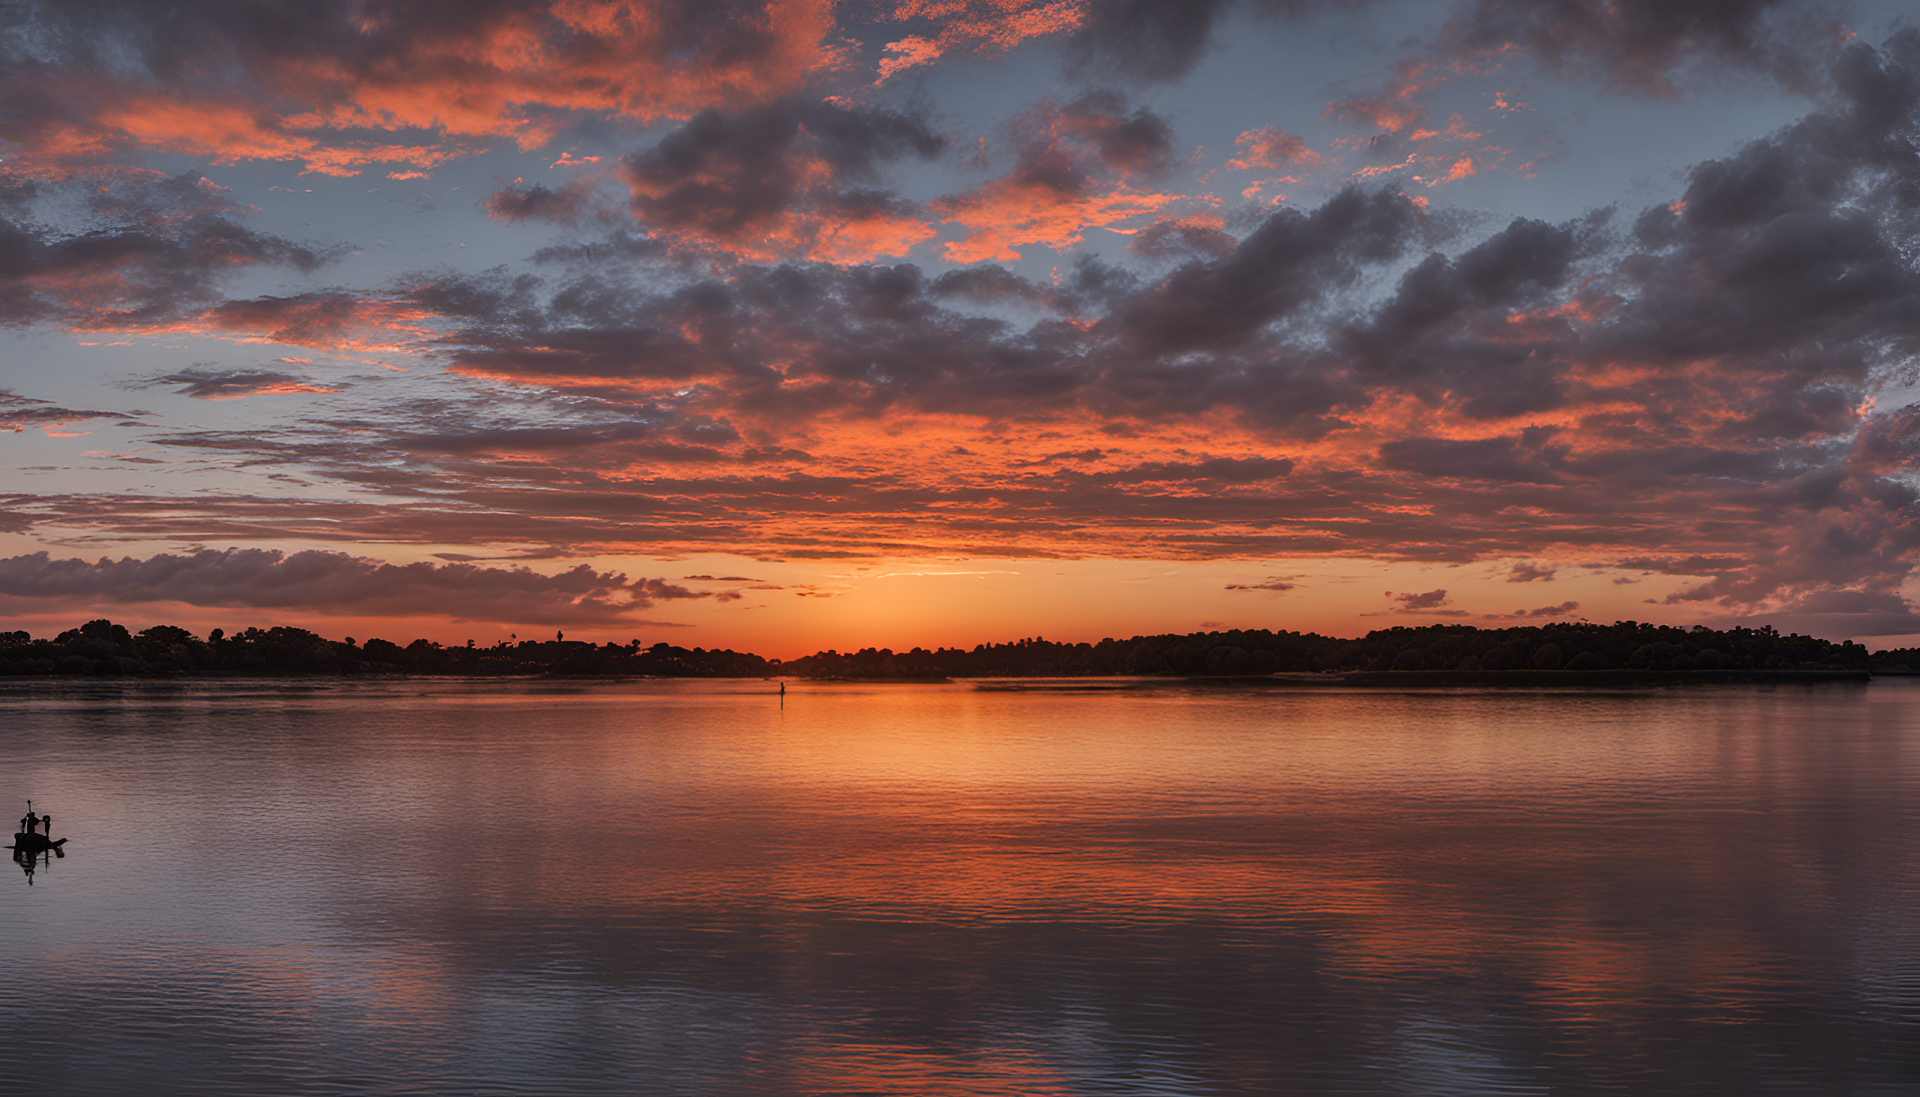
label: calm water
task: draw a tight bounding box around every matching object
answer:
[0,678,1913,1095]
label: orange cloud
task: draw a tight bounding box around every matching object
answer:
[3,1,845,174]
[53,96,462,178]
[933,178,1177,262]
[277,0,840,141]
[876,0,1087,82]
[1324,59,1449,134]
[800,206,939,265]
[1223,126,1324,171]
[875,35,947,83]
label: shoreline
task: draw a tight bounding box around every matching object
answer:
[972,669,1872,688]
[0,668,1875,686]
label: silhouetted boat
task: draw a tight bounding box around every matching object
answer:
[9,831,65,855]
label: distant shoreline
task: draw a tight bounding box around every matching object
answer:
[4,618,1900,681]
[1302,668,1871,686]
[850,669,1875,686]
[0,669,1876,686]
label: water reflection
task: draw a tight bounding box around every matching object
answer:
[0,679,1911,1094]
[11,845,61,884]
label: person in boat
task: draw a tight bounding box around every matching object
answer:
[39,813,48,838]
[18,808,36,835]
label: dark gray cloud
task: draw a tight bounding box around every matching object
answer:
[0,171,337,327]
[1375,433,1569,483]
[1066,0,1237,82]
[1067,0,1822,94]
[0,549,712,624]
[1127,217,1240,261]
[1065,0,1383,84]
[484,179,602,226]
[1439,0,1849,97]
[0,391,128,432]
[193,290,416,349]
[138,366,342,401]
[1321,1,1849,145]
[1046,91,1181,179]
[929,264,1051,305]
[1329,213,1608,418]
[409,244,1374,436]
[1486,599,1582,618]
[615,98,945,254]
[934,92,1183,223]
[1112,187,1424,354]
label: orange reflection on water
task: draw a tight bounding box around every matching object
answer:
[4,678,1909,1093]
[771,1041,1086,1097]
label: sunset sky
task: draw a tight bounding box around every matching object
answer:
[4,0,1920,656]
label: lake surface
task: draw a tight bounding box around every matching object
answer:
[0,678,1913,1095]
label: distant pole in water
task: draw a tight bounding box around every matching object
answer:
[779,680,785,707]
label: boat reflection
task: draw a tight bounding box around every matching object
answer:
[10,845,61,886]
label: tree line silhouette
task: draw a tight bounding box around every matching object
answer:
[0,618,1899,679]
[0,621,765,678]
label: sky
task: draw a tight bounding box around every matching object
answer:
[5,0,1920,657]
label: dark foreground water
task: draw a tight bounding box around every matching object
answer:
[0,678,1913,1095]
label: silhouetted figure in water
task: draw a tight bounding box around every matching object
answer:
[10,801,65,886]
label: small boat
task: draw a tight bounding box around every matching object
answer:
[10,801,64,858]
[8,831,65,856]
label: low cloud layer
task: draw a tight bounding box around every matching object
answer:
[0,550,712,624]
[140,367,342,401]
[1,391,128,433]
